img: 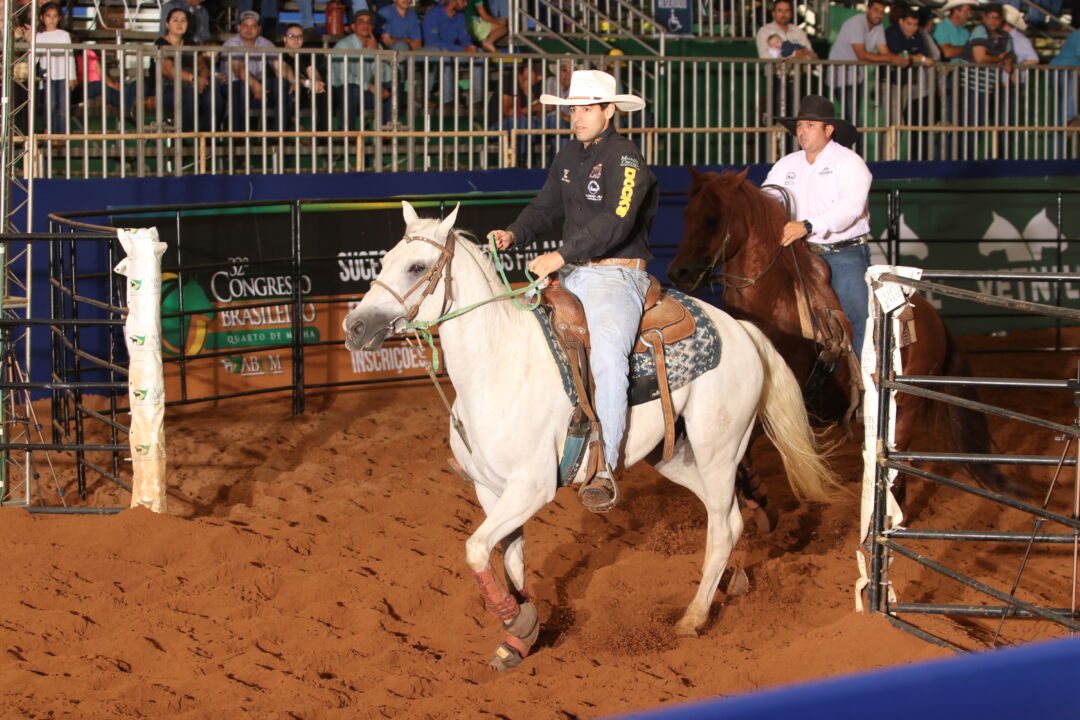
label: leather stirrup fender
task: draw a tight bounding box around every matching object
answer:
[643,328,677,462]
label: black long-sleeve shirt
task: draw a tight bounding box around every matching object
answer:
[507,124,657,264]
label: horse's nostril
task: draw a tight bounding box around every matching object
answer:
[345,319,365,349]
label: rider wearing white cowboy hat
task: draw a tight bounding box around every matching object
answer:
[487,70,657,512]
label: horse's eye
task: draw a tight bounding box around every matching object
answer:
[408,263,426,275]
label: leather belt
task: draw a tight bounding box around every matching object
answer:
[807,234,870,256]
[583,258,647,271]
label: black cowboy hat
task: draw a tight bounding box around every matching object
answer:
[777,95,859,149]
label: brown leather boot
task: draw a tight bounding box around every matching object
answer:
[578,468,620,513]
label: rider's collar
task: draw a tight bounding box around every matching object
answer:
[580,125,615,155]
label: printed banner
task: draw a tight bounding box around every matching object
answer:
[137,200,560,400]
[867,191,1080,334]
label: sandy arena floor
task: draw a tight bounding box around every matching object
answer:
[1,328,1077,719]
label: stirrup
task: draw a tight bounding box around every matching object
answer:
[579,469,620,513]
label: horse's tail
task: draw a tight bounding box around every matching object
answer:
[740,320,845,503]
[935,328,1028,497]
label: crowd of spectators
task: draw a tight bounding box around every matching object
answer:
[17,0,1080,143]
[755,0,1080,138]
[22,0,519,136]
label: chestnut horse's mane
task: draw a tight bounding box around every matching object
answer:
[689,169,830,296]
[694,170,789,243]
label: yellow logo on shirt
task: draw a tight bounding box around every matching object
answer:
[615,167,637,217]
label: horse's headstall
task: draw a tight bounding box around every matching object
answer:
[370,231,457,324]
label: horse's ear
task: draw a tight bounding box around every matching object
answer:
[735,167,750,181]
[402,201,419,227]
[436,203,461,241]
[688,165,706,194]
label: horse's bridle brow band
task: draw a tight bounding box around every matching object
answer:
[369,232,456,323]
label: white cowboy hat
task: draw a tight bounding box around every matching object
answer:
[939,0,978,14]
[539,70,646,112]
[1002,3,1028,30]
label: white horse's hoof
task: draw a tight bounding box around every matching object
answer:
[723,567,750,598]
[489,602,540,672]
[674,617,700,638]
[489,642,524,672]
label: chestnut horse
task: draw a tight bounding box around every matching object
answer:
[668,167,1016,498]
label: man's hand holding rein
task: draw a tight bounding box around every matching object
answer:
[487,230,515,250]
[527,252,566,279]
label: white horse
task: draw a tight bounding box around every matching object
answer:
[343,202,840,670]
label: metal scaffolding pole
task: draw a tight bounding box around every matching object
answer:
[1,0,39,506]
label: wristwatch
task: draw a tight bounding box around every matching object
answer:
[802,220,813,235]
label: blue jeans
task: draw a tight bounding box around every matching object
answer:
[334,83,390,129]
[151,81,219,131]
[1054,68,1077,157]
[833,80,863,153]
[544,110,570,154]
[227,79,280,131]
[84,80,136,113]
[563,265,650,471]
[426,56,486,104]
[822,243,870,359]
[42,79,70,134]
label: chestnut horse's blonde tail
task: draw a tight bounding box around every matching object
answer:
[739,320,845,504]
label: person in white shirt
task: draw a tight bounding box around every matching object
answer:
[764,95,873,357]
[1002,4,1039,81]
[35,2,77,137]
[757,0,817,150]
[755,0,815,60]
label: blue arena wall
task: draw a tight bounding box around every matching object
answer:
[623,635,1080,720]
[18,159,1080,392]
[24,158,1080,233]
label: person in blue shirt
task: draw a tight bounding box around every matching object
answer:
[378,0,421,50]
[958,4,1014,156]
[933,0,976,61]
[1049,27,1080,151]
[885,5,935,155]
[422,0,474,52]
[933,0,976,156]
[331,11,392,128]
[421,0,485,105]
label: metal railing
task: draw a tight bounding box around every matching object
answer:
[14,44,1080,177]
[530,0,828,40]
[864,268,1080,649]
[512,0,669,54]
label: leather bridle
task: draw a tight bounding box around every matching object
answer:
[694,182,793,292]
[369,230,457,326]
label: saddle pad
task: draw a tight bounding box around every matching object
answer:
[532,288,722,408]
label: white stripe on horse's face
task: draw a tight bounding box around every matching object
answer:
[342,204,460,350]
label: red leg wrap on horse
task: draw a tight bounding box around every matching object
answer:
[471,567,519,624]
[503,632,531,658]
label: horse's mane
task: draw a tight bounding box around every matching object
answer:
[691,170,838,315]
[693,170,788,250]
